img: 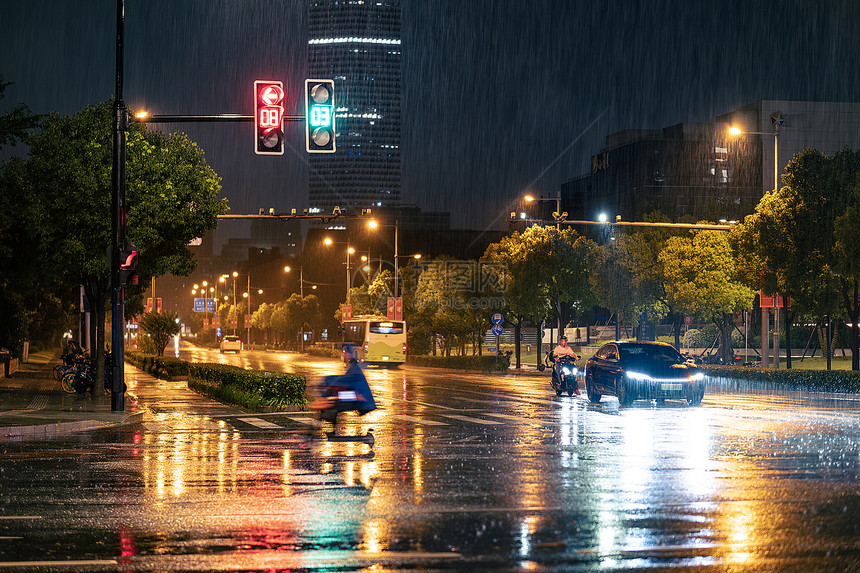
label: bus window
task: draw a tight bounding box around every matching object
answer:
[369,321,404,335]
[344,322,365,344]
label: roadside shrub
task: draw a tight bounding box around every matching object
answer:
[407,354,509,372]
[125,350,188,379]
[683,328,703,348]
[187,362,307,410]
[701,364,860,393]
[306,344,342,359]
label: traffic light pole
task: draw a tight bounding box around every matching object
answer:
[111,0,127,411]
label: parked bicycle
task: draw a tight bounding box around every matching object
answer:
[55,342,112,395]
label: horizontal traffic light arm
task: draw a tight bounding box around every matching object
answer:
[513,217,733,231]
[132,114,304,124]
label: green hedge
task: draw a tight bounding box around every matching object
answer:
[701,364,860,393]
[187,362,307,410]
[125,351,188,379]
[306,344,343,359]
[407,354,510,372]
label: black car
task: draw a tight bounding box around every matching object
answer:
[584,341,704,406]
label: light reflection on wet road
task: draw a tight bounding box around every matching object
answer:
[0,344,858,571]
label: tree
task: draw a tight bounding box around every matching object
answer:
[732,147,860,369]
[338,270,392,319]
[0,77,44,355]
[660,230,755,361]
[0,76,39,149]
[412,257,475,357]
[138,311,181,356]
[7,99,227,381]
[252,302,275,346]
[484,226,595,367]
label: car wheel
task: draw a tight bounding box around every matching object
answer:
[586,374,601,404]
[617,375,634,406]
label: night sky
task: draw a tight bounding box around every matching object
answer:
[2,0,859,230]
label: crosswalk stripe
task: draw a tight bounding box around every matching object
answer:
[285,416,318,426]
[390,414,448,425]
[438,414,504,425]
[237,417,284,429]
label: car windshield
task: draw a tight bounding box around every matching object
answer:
[619,345,683,363]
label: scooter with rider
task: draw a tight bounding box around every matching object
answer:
[304,343,377,447]
[549,335,580,397]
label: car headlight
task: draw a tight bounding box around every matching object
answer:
[688,372,704,382]
[626,371,652,382]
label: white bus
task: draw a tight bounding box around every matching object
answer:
[342,316,407,365]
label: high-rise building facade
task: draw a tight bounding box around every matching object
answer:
[307,0,401,216]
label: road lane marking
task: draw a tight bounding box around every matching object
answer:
[0,560,117,568]
[438,414,504,425]
[483,412,549,426]
[237,417,284,429]
[390,414,447,425]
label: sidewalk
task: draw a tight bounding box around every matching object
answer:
[0,350,143,442]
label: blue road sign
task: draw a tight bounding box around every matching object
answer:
[206,298,215,312]
[193,298,205,312]
[491,313,504,325]
[491,324,504,336]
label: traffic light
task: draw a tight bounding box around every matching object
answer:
[254,80,285,155]
[305,79,336,153]
[119,242,139,286]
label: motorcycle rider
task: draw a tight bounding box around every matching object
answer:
[306,343,377,438]
[552,336,580,395]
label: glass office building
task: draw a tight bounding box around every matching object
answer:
[307,0,402,216]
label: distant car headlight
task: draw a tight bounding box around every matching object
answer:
[688,372,704,382]
[626,371,652,382]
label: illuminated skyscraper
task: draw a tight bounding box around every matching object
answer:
[307,0,401,216]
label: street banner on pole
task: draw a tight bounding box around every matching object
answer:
[387,297,395,320]
[395,297,403,321]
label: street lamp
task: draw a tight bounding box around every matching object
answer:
[242,282,264,348]
[284,265,310,298]
[728,122,782,195]
[729,118,785,370]
[323,238,356,306]
[524,192,566,228]
[366,218,401,297]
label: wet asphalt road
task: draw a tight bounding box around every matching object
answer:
[1,344,859,572]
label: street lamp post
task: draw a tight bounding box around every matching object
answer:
[524,192,568,351]
[284,265,305,297]
[730,119,784,369]
[323,238,356,308]
[367,219,401,298]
